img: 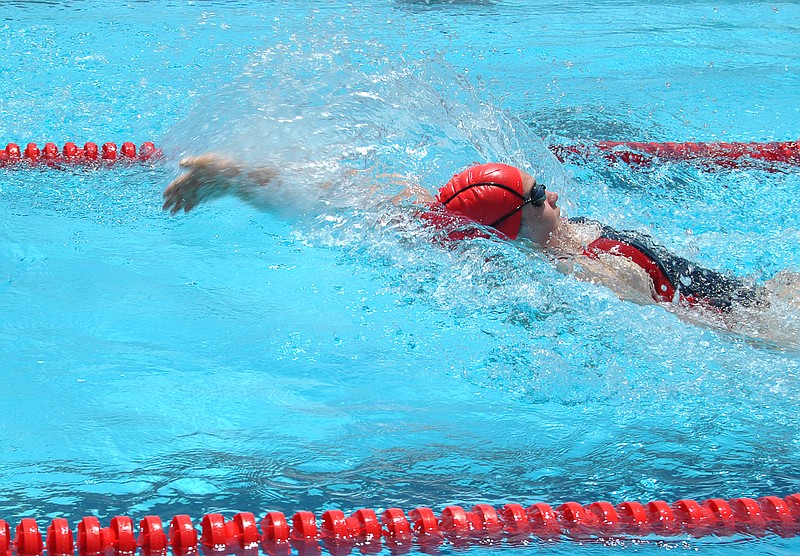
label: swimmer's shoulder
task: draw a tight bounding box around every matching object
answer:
[565,216,603,247]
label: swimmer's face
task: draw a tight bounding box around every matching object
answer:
[517,171,561,246]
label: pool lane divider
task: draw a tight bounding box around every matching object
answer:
[2,140,798,170]
[0,142,161,166]
[3,494,800,555]
[549,139,800,169]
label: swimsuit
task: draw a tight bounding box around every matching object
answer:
[574,217,761,310]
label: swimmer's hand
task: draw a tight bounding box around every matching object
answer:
[162,155,240,213]
[162,154,277,213]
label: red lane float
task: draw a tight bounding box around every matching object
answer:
[0,141,161,166]
[4,140,798,171]
[549,140,800,169]
[1,493,799,555]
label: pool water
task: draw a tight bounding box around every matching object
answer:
[1,1,800,554]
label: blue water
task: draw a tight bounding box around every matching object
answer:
[1,1,800,554]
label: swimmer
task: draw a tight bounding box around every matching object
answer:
[163,155,800,347]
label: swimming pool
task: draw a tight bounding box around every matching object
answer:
[1,0,799,553]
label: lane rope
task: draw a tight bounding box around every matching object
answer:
[0,142,160,166]
[3,493,799,555]
[3,140,798,170]
[549,140,800,169]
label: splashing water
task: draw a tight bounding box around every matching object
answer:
[163,32,571,209]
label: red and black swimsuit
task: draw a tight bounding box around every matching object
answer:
[575,217,760,310]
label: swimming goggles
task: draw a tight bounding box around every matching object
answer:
[488,181,547,228]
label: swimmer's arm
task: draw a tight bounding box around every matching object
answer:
[390,182,435,205]
[163,157,433,214]
[564,254,657,305]
[162,154,280,214]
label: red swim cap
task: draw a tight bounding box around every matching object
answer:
[435,163,525,239]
